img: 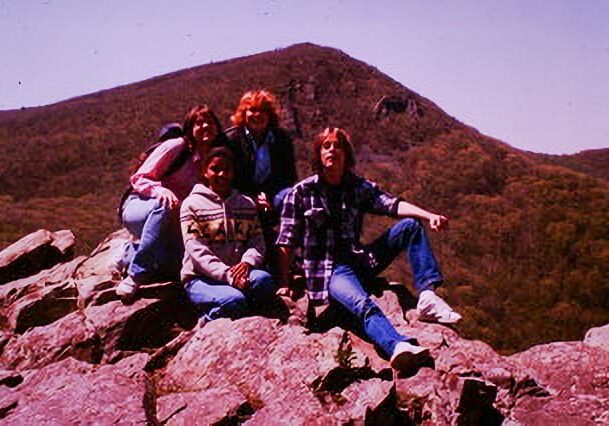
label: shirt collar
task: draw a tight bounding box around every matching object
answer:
[244,127,275,148]
[315,172,354,191]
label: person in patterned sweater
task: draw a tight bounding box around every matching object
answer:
[180,147,277,322]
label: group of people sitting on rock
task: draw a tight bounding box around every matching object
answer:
[112,89,461,373]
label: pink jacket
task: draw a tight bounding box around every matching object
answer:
[130,137,202,201]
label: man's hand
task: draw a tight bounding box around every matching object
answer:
[255,192,271,212]
[229,262,251,290]
[276,287,295,298]
[428,214,449,232]
[156,187,179,210]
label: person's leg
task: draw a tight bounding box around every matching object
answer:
[122,194,178,284]
[366,218,443,294]
[185,277,248,320]
[157,213,184,282]
[122,194,154,238]
[108,238,138,279]
[328,263,410,358]
[366,218,460,323]
[244,269,278,306]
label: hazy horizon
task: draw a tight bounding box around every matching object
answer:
[1,0,607,155]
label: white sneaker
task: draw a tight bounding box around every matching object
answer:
[390,341,431,372]
[417,290,462,324]
[197,316,208,329]
[116,276,139,299]
[108,240,130,279]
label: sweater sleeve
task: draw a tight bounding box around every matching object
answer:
[131,138,186,198]
[240,213,265,267]
[180,197,230,282]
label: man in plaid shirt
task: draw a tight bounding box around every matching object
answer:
[276,127,461,372]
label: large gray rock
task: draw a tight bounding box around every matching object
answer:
[6,279,78,334]
[155,317,392,424]
[0,229,608,424]
[0,229,75,285]
[156,386,248,424]
[0,257,82,310]
[0,257,83,333]
[508,341,609,425]
[584,323,609,352]
[0,354,152,424]
[72,228,131,281]
[83,299,183,362]
[0,310,99,371]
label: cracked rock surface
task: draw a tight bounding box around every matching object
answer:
[0,229,608,424]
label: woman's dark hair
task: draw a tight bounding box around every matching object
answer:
[311,127,356,174]
[182,105,224,149]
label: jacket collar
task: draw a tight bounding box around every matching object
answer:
[244,126,275,149]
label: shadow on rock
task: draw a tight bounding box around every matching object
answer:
[456,378,504,425]
[365,386,413,426]
[116,298,193,352]
[250,295,290,324]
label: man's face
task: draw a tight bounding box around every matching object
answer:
[320,133,346,176]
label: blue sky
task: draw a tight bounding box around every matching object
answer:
[1,0,607,154]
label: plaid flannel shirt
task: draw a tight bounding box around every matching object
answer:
[276,173,401,305]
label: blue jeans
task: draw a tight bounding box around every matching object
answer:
[185,269,277,320]
[122,193,183,284]
[328,218,443,357]
[365,218,443,293]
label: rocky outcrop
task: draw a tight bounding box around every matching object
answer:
[0,354,152,424]
[509,342,609,424]
[0,229,607,424]
[584,323,609,352]
[373,95,423,121]
[0,256,83,333]
[0,229,75,285]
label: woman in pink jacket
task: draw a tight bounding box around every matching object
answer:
[116,105,227,299]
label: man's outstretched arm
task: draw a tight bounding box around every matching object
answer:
[396,200,448,232]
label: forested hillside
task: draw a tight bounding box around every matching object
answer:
[1,43,607,352]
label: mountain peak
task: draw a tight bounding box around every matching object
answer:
[0,44,608,357]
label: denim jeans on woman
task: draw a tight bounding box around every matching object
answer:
[121,193,183,284]
[185,269,277,321]
[328,218,443,358]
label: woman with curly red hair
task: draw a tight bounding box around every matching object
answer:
[225,90,297,215]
